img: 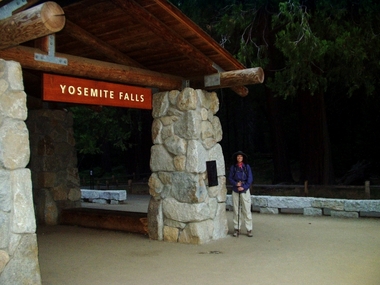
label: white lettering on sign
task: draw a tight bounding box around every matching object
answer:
[46,74,151,109]
[118,92,145,102]
[59,85,119,99]
[68,86,75,94]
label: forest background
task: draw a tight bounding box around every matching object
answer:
[72,0,380,186]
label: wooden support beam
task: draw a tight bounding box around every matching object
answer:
[111,0,249,97]
[64,20,145,69]
[206,67,264,88]
[189,68,264,95]
[0,2,65,50]
[0,45,184,90]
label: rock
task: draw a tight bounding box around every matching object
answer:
[149,88,227,244]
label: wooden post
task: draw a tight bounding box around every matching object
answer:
[365,180,370,199]
[0,2,65,50]
[304,180,309,197]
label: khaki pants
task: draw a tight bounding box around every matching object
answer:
[232,190,252,231]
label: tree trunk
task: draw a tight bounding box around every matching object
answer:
[298,91,334,185]
[261,10,293,184]
[265,87,293,183]
[101,141,112,173]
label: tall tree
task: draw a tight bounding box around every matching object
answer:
[211,1,295,183]
[202,0,380,184]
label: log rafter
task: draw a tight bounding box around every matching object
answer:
[111,0,249,96]
[64,20,145,69]
[151,0,246,70]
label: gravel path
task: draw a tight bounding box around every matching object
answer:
[37,212,380,285]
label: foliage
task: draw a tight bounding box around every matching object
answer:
[174,0,380,183]
[211,0,380,98]
[70,106,137,155]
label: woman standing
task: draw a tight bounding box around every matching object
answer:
[228,151,254,237]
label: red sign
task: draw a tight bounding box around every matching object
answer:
[43,74,152,109]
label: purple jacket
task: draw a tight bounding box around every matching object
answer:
[228,163,254,193]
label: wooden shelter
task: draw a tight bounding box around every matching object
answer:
[0,0,264,101]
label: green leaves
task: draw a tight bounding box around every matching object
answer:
[70,106,134,155]
[206,0,380,98]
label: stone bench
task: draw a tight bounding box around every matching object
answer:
[81,189,127,204]
[226,195,380,218]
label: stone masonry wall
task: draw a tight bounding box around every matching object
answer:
[0,60,41,284]
[26,109,81,225]
[226,195,380,218]
[148,88,228,244]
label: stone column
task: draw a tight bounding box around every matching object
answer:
[26,109,81,225]
[148,88,228,244]
[0,60,41,284]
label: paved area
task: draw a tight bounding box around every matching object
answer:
[37,195,380,285]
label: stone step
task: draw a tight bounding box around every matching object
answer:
[60,208,148,235]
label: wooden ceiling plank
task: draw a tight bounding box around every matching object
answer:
[148,0,246,70]
[103,31,158,49]
[111,0,248,96]
[64,20,145,68]
[111,0,214,72]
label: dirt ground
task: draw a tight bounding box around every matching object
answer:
[37,211,380,285]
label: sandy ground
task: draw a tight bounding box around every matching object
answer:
[37,208,380,285]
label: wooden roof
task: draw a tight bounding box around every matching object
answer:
[0,0,263,97]
[58,0,245,77]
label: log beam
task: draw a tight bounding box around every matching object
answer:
[205,67,264,88]
[0,2,65,50]
[188,67,264,95]
[0,45,264,93]
[0,45,184,90]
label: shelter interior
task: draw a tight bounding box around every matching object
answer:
[0,0,264,226]
[0,0,254,104]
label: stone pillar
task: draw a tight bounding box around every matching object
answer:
[26,109,81,225]
[148,88,228,244]
[0,60,41,284]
